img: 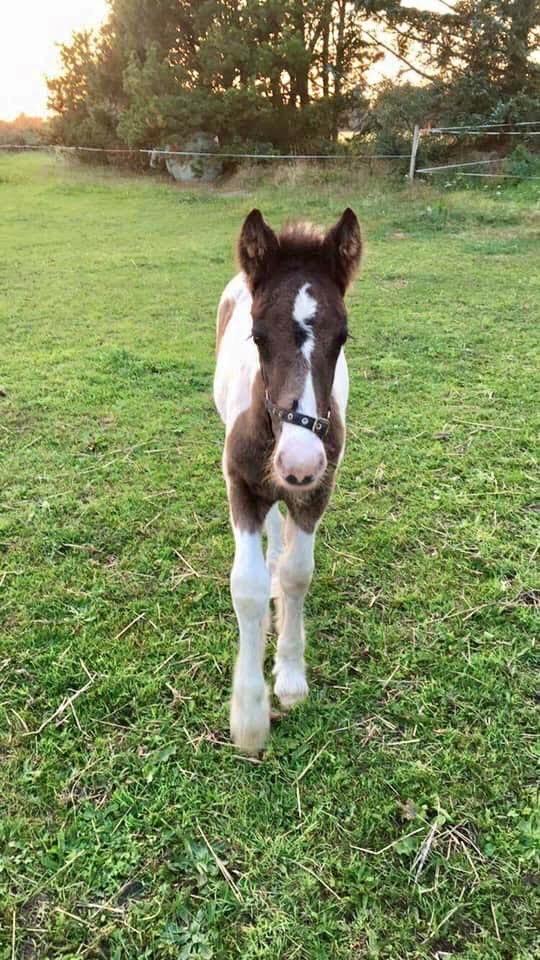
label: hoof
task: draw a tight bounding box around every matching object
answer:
[273,662,309,710]
[230,685,270,754]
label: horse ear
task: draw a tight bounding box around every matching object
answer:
[324,208,362,293]
[238,209,278,288]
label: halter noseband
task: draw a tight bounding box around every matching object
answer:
[265,392,330,439]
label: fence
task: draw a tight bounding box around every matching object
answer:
[0,143,408,162]
[408,120,540,182]
[1,119,539,182]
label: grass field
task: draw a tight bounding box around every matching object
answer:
[0,153,538,959]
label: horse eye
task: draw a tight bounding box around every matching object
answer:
[252,331,266,348]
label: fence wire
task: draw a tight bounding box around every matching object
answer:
[416,120,539,180]
[417,158,504,173]
[456,172,540,180]
[430,120,540,132]
[428,130,540,137]
[0,143,409,161]
[2,136,539,181]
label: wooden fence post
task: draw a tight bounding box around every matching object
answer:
[408,124,421,180]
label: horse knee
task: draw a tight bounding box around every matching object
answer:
[231,564,269,620]
[279,554,314,595]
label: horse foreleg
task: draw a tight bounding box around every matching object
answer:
[265,502,284,600]
[229,522,271,753]
[273,516,314,709]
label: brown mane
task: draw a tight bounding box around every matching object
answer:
[276,221,326,259]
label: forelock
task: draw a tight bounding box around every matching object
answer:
[277,221,326,261]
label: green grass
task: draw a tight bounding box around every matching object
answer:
[0,153,538,959]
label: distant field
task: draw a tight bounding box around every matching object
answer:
[0,153,538,959]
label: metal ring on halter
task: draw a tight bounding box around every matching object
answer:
[264,392,330,439]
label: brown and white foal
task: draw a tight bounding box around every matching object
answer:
[214,208,362,752]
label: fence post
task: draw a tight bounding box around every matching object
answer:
[408,124,421,180]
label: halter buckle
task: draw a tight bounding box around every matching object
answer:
[265,392,330,439]
[312,416,329,435]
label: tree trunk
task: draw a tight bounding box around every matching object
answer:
[332,0,347,140]
[506,0,537,93]
[322,0,331,99]
[294,5,309,107]
[271,72,282,108]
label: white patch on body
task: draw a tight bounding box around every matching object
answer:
[332,348,349,466]
[213,273,259,431]
[333,348,349,417]
[229,527,270,752]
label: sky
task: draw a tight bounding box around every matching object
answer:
[0,0,452,122]
[1,1,108,120]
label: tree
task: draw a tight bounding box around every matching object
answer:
[47,25,125,147]
[362,0,539,156]
[48,1,386,149]
[47,1,540,153]
[0,115,45,146]
[367,0,539,120]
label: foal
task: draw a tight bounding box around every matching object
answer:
[214,208,362,752]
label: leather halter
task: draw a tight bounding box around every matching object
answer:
[265,392,330,439]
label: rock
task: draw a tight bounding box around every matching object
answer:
[164,132,223,182]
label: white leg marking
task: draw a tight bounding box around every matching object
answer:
[230,528,271,752]
[265,503,284,600]
[273,516,315,709]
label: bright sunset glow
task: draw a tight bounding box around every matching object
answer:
[1,0,453,122]
[0,0,108,120]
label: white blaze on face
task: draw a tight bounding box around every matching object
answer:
[293,283,317,362]
[274,282,327,487]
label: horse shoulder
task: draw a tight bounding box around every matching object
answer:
[213,275,258,427]
[332,349,349,420]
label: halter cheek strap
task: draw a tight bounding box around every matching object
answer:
[265,393,330,439]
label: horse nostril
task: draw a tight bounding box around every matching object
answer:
[286,474,298,485]
[300,475,313,486]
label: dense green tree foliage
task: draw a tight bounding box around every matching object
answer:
[372,0,539,118]
[47,0,539,151]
